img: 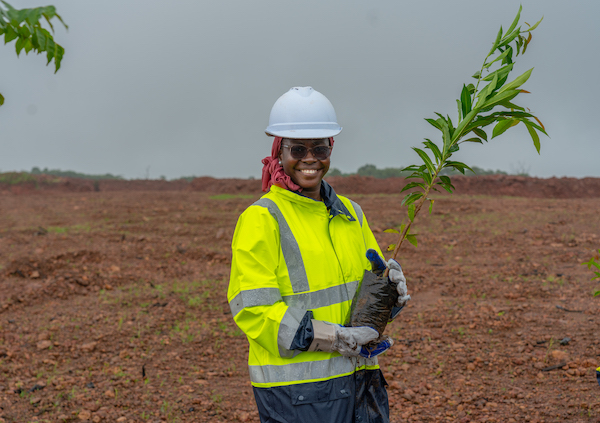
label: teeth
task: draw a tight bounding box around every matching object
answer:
[301,170,317,174]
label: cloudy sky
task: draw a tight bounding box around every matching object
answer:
[1,0,598,179]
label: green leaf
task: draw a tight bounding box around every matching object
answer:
[472,128,488,141]
[484,49,513,70]
[489,25,503,56]
[408,204,415,222]
[0,92,4,106]
[425,118,443,131]
[524,121,541,154]
[439,175,455,189]
[437,182,454,193]
[429,199,434,214]
[498,68,533,94]
[384,228,399,234]
[491,119,516,138]
[504,5,522,37]
[472,71,481,79]
[400,181,426,193]
[402,191,424,206]
[524,16,544,32]
[54,44,64,72]
[479,89,520,111]
[594,290,600,297]
[446,161,474,174]
[15,35,23,55]
[401,165,421,172]
[423,139,442,163]
[387,244,396,252]
[482,63,514,82]
[460,84,472,119]
[4,25,18,43]
[406,234,418,248]
[413,147,436,176]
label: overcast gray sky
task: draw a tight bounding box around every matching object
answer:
[1,0,598,179]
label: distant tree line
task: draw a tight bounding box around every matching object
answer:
[327,164,512,178]
[2,164,519,183]
[30,167,124,180]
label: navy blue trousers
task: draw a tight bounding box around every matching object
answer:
[253,368,389,423]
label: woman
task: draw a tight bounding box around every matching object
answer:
[227,87,409,423]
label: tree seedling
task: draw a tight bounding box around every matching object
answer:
[387,6,547,262]
[582,249,600,297]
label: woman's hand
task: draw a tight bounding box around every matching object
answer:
[308,321,379,357]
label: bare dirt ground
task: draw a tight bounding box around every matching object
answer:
[1,176,599,423]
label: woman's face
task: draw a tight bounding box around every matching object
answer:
[279,138,331,200]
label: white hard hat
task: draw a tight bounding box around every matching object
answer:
[265,87,342,139]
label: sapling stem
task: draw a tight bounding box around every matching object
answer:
[385,6,547,269]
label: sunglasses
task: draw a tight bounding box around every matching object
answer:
[281,144,332,160]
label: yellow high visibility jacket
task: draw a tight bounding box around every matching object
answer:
[228,183,384,388]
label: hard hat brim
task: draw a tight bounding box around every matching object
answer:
[265,127,342,139]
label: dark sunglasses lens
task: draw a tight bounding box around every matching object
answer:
[290,145,308,159]
[313,146,330,160]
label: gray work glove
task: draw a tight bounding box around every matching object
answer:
[387,259,411,308]
[308,320,379,357]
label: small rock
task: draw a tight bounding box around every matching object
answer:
[512,357,524,366]
[110,265,120,272]
[30,396,41,404]
[36,340,52,350]
[30,271,40,279]
[551,350,568,362]
[104,389,115,398]
[116,417,127,423]
[559,337,571,345]
[466,363,476,371]
[80,342,97,353]
[389,381,403,390]
[78,410,92,420]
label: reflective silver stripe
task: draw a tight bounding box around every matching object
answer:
[357,356,378,368]
[229,288,283,317]
[253,198,310,293]
[249,355,356,385]
[348,199,363,227]
[283,280,358,310]
[277,307,306,358]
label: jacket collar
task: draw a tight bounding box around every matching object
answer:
[270,182,356,222]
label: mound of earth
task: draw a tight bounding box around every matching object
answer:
[2,174,600,199]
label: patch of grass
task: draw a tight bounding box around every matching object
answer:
[0,172,36,185]
[47,226,69,234]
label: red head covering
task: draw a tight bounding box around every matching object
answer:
[261,137,334,193]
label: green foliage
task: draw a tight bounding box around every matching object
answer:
[328,164,508,179]
[0,1,67,106]
[582,250,600,297]
[390,7,547,259]
[0,171,36,184]
[30,167,124,180]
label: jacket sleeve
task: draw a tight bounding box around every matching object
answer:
[227,205,308,358]
[361,210,384,258]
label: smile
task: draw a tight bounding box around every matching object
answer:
[299,169,318,175]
